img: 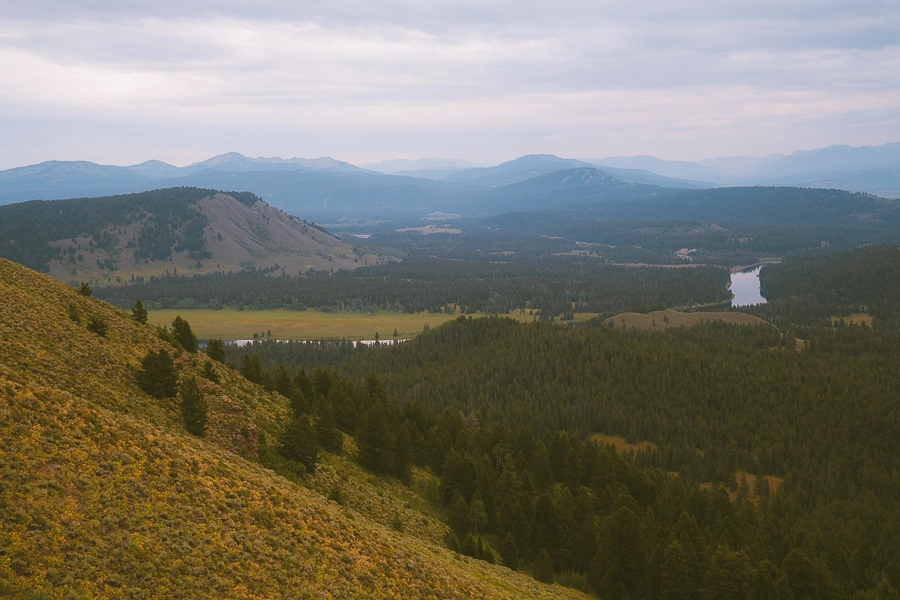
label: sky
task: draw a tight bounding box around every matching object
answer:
[1,0,899,169]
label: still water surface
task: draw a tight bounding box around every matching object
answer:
[730,265,767,307]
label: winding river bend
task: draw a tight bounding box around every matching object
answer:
[730,265,767,307]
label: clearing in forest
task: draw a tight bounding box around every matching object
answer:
[149,308,601,341]
[589,433,658,454]
[602,308,767,329]
[829,313,873,326]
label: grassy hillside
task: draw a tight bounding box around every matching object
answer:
[0,258,587,599]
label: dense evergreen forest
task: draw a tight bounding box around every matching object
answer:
[96,257,731,315]
[222,313,900,599]
[203,244,900,598]
[739,245,900,329]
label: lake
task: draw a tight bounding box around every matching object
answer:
[730,265,767,307]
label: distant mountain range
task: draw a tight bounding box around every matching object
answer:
[460,167,672,214]
[586,142,900,197]
[1,143,897,221]
[0,153,707,220]
[0,152,361,205]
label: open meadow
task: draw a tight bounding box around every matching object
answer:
[601,308,768,329]
[149,307,600,340]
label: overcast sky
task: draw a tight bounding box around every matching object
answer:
[1,0,898,169]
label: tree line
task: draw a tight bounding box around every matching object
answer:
[96,257,731,316]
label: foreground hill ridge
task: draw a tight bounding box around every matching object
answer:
[0,258,587,599]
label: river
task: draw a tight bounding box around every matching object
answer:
[730,265,767,307]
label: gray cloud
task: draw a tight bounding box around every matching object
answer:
[1,0,898,168]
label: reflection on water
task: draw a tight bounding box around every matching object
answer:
[730,265,767,307]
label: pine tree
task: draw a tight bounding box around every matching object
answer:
[206,338,226,363]
[447,491,471,536]
[293,369,315,406]
[364,373,387,404]
[661,540,691,600]
[137,349,177,398]
[782,548,820,600]
[533,548,555,583]
[67,302,81,323]
[171,315,198,353]
[357,400,395,474]
[179,376,208,437]
[530,442,554,492]
[703,546,753,600]
[392,419,413,482]
[462,534,482,560]
[310,366,332,399]
[131,299,148,324]
[469,490,489,534]
[329,382,356,434]
[533,494,559,563]
[274,365,293,399]
[737,475,751,503]
[751,560,778,600]
[590,506,645,600]
[280,413,318,472]
[78,281,92,296]
[500,532,520,570]
[314,395,342,454]
[240,354,265,384]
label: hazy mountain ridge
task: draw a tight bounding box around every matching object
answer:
[2,143,897,222]
[463,167,671,214]
[591,142,900,196]
[443,155,710,190]
[0,152,361,205]
[142,169,479,222]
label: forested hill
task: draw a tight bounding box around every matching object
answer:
[0,257,587,599]
[229,313,900,599]
[748,244,900,329]
[0,187,376,285]
[583,186,900,224]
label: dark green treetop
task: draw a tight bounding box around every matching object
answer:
[206,338,226,362]
[171,315,198,353]
[131,299,148,324]
[179,376,208,437]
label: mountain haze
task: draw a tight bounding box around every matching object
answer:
[463,167,670,214]
[592,142,900,197]
[359,158,485,174]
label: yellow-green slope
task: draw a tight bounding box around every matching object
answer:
[0,258,587,599]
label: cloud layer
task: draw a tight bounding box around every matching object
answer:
[2,1,899,167]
